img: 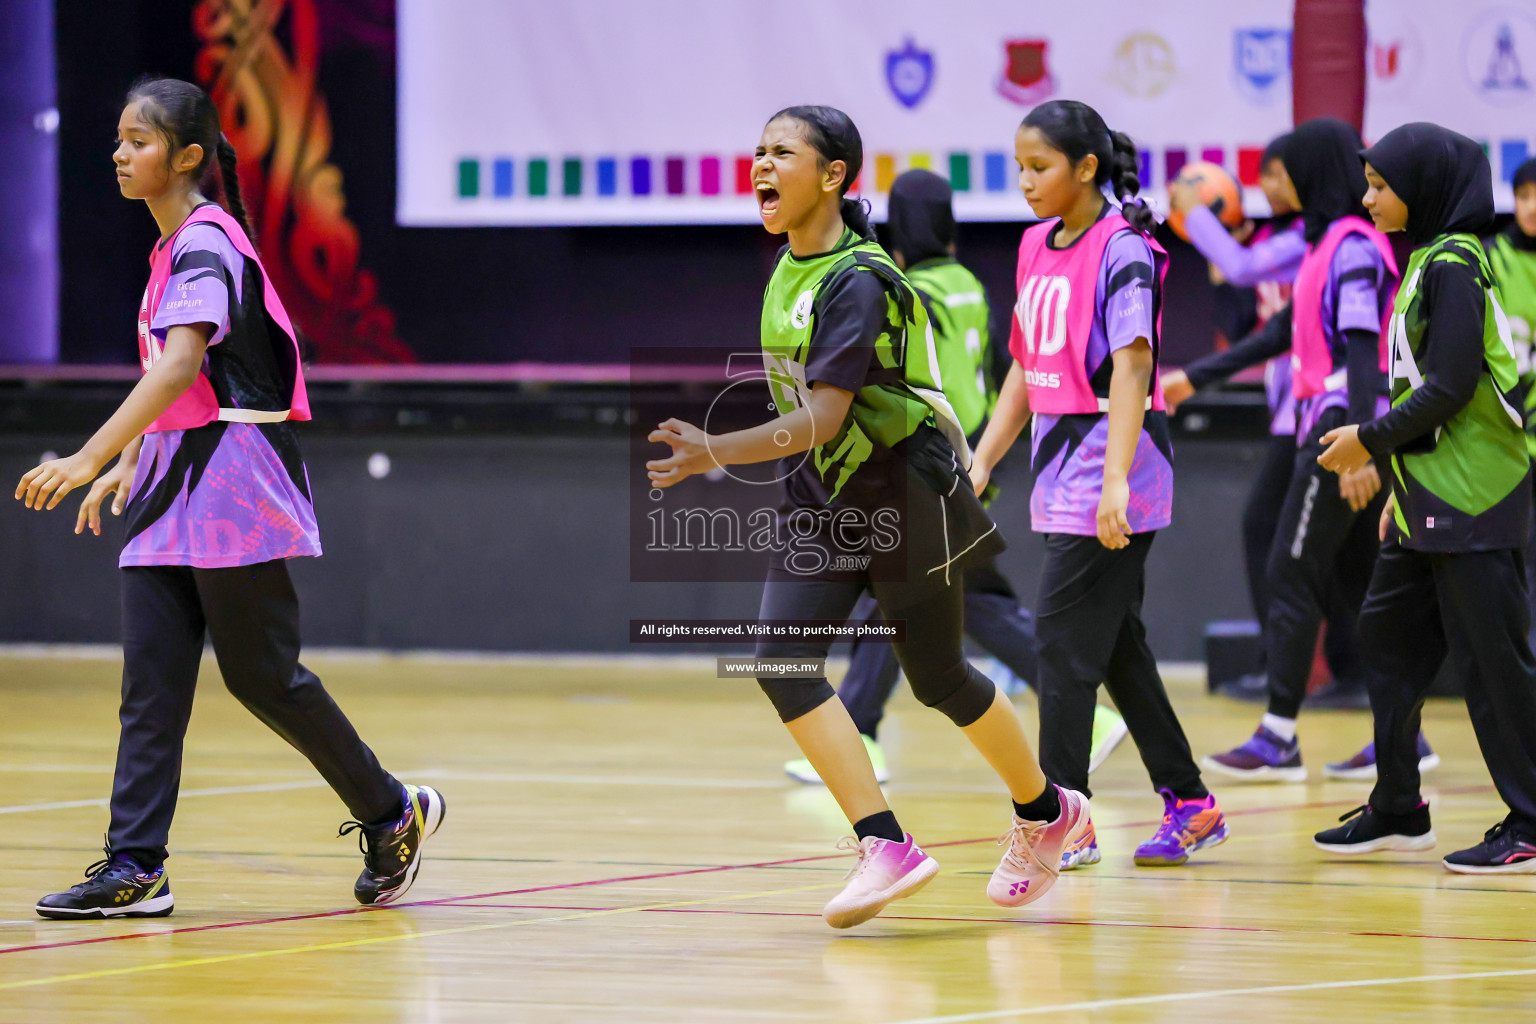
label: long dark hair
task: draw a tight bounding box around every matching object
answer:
[767,105,873,241]
[1021,99,1155,235]
[125,76,256,247]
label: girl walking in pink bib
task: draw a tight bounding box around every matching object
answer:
[970,100,1228,867]
[16,78,442,919]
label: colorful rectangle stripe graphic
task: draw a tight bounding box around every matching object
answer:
[948,153,970,193]
[453,138,1536,202]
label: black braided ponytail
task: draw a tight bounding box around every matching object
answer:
[767,105,874,241]
[126,77,257,248]
[214,134,256,246]
[1021,99,1158,236]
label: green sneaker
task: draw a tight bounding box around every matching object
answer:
[1089,705,1129,775]
[785,734,890,785]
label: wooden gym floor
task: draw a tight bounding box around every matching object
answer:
[1,649,1534,1022]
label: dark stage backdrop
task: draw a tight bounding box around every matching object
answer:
[56,0,1220,368]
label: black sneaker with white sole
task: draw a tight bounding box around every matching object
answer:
[1313,803,1436,854]
[341,784,445,906]
[1443,818,1536,874]
[36,851,174,920]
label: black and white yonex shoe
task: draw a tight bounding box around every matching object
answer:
[341,783,446,906]
[36,850,174,920]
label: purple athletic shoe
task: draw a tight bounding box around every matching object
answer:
[1202,725,1306,782]
[1324,733,1441,780]
[1134,789,1230,866]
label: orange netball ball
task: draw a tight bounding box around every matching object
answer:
[1166,161,1244,241]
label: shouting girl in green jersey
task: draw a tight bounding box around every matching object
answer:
[1312,123,1536,874]
[647,107,1090,928]
[780,169,1129,791]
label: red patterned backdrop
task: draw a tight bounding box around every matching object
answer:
[192,0,413,363]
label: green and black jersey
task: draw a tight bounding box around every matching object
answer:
[905,257,995,438]
[760,230,967,509]
[1360,232,1532,551]
[1488,231,1536,459]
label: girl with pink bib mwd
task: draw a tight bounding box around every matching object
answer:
[970,100,1228,867]
[15,78,442,919]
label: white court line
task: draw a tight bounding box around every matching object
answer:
[414,768,1043,796]
[0,767,1019,816]
[0,779,330,815]
[885,966,1536,1023]
[0,643,1209,682]
[0,765,317,776]
[417,769,784,790]
[0,644,731,669]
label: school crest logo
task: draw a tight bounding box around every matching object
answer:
[885,38,934,109]
[997,39,1056,106]
[1368,13,1423,99]
[791,290,815,330]
[1109,32,1177,98]
[1232,28,1291,105]
[1463,8,1536,106]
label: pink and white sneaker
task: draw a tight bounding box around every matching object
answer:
[987,786,1090,908]
[822,833,940,929]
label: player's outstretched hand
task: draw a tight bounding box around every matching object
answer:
[16,452,103,512]
[75,458,136,536]
[1161,370,1194,412]
[646,418,713,488]
[1168,179,1200,215]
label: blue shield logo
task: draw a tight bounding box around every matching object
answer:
[1233,28,1291,104]
[886,38,934,109]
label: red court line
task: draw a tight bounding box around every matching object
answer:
[0,785,1495,958]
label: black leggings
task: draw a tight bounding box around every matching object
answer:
[1362,543,1536,830]
[1035,532,1206,800]
[1263,412,1385,719]
[831,555,1038,739]
[755,569,997,728]
[1244,432,1366,682]
[109,560,403,868]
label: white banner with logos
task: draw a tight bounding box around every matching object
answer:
[1366,1,1535,211]
[398,0,1534,226]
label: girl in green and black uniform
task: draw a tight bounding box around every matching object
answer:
[647,106,1090,927]
[782,169,1127,789]
[1312,123,1536,873]
[1488,157,1536,644]
[1488,157,1536,481]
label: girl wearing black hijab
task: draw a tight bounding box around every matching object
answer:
[1202,119,1402,783]
[1311,123,1536,874]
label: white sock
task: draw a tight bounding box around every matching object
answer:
[1261,713,1298,743]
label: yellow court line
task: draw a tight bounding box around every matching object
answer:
[0,882,836,992]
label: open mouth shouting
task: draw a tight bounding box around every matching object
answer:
[756,180,780,220]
